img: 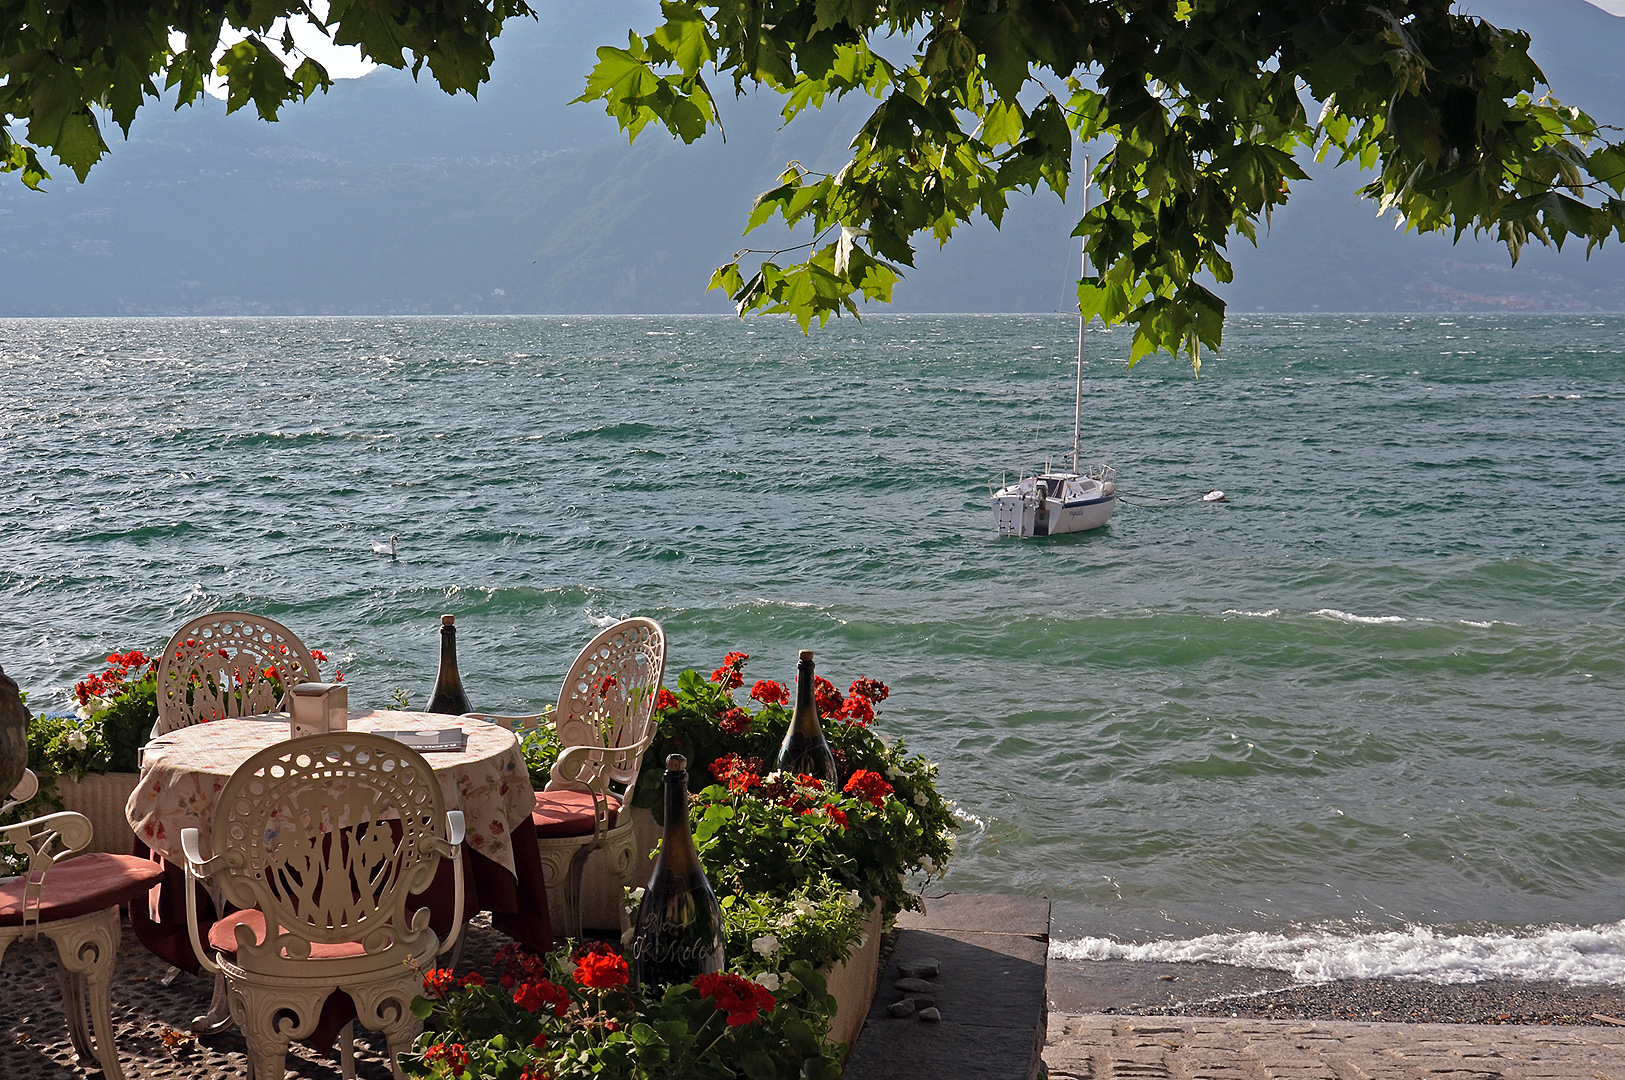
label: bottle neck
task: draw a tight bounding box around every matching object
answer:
[438,626,460,676]
[661,771,698,871]
[793,660,818,732]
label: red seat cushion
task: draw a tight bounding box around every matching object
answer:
[531,790,620,839]
[0,853,165,926]
[207,908,367,960]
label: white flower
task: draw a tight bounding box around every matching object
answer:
[66,728,88,751]
[751,935,781,957]
[754,972,780,991]
[914,791,928,807]
[621,925,637,948]
[918,855,935,874]
[946,833,958,849]
[628,886,645,903]
[74,704,92,721]
[776,913,796,929]
[791,898,816,917]
[845,890,862,910]
[763,771,784,785]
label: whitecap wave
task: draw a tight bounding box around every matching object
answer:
[1311,608,1408,625]
[1050,921,1625,985]
[1222,608,1279,618]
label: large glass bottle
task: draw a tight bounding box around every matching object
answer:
[424,614,472,715]
[775,649,839,786]
[631,754,726,993]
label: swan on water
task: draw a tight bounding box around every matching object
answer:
[372,535,399,558]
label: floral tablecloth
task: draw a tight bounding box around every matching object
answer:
[127,711,534,877]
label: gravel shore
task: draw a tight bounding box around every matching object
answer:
[1048,958,1625,1026]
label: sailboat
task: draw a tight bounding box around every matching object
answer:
[990,161,1118,537]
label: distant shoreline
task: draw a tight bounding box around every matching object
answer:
[1049,959,1625,1026]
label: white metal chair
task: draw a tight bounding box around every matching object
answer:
[468,616,665,937]
[0,770,166,1080]
[153,611,322,736]
[180,734,465,1080]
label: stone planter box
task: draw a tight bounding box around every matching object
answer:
[53,771,140,855]
[565,807,885,1050]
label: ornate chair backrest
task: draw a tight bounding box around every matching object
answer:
[154,612,322,735]
[211,734,450,973]
[550,618,666,791]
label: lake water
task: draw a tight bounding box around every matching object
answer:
[4,312,1624,984]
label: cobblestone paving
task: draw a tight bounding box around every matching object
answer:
[1046,1016,1625,1080]
[0,913,508,1079]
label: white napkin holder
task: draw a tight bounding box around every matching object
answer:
[289,682,348,739]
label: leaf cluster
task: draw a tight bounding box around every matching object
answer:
[717,878,871,978]
[1,0,535,187]
[626,656,957,906]
[576,0,1625,368]
[406,948,841,1080]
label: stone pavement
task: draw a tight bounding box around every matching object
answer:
[845,893,1052,1080]
[1045,1015,1625,1080]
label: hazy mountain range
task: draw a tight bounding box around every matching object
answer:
[2,0,1623,317]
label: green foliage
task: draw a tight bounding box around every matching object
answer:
[8,3,1622,363]
[719,878,871,978]
[405,945,843,1080]
[518,722,562,791]
[0,0,536,183]
[574,1,1625,369]
[637,653,958,919]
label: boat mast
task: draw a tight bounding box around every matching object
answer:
[1071,155,1089,474]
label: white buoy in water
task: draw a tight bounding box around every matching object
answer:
[1202,490,1227,503]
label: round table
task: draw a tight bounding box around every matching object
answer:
[124,710,553,1041]
[129,711,534,876]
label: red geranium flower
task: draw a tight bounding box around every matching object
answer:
[655,687,679,711]
[709,753,764,793]
[748,679,788,706]
[849,676,889,703]
[422,968,457,997]
[709,651,749,690]
[597,674,618,698]
[513,978,570,1016]
[424,1042,469,1078]
[718,706,752,736]
[843,769,894,808]
[573,941,629,990]
[457,972,486,990]
[838,694,874,726]
[801,804,849,829]
[693,971,776,1026]
[813,676,843,717]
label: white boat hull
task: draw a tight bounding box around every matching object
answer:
[992,471,1117,537]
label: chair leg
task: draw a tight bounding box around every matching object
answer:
[349,981,424,1080]
[47,909,127,1080]
[230,981,325,1080]
[191,971,234,1033]
[559,845,594,939]
[338,1020,357,1079]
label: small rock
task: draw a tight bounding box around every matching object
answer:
[917,1007,942,1022]
[894,977,944,994]
[1158,974,1176,981]
[888,999,917,1018]
[897,957,941,980]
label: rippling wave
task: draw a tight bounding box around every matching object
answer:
[4,313,1625,981]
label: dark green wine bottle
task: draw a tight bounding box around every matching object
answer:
[632,755,725,993]
[775,649,839,786]
[424,614,472,715]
